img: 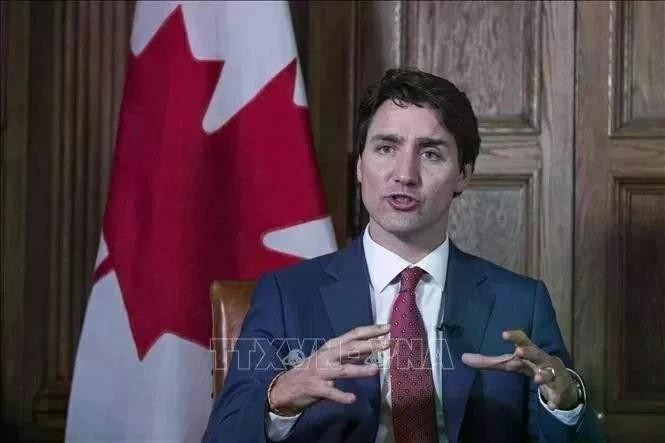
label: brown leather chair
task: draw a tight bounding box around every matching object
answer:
[210,280,255,396]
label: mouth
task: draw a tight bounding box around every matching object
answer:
[385,193,419,211]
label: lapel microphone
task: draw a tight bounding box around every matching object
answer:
[437,322,464,338]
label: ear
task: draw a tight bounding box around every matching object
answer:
[453,163,473,195]
[356,154,363,183]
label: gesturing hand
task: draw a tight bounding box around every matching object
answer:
[268,324,391,416]
[461,330,579,410]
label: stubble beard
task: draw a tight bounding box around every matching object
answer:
[373,205,450,247]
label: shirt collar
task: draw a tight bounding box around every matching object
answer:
[362,226,449,294]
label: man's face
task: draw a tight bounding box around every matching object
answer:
[357,100,472,246]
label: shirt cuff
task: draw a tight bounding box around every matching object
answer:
[265,410,301,441]
[539,368,586,426]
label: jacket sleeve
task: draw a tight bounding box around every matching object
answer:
[528,280,604,443]
[202,273,309,443]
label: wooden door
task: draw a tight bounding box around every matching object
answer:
[575,1,665,441]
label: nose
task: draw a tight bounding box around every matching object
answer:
[392,149,420,186]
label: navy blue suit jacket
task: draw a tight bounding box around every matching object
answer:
[203,237,601,442]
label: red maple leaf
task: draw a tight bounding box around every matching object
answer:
[99,7,327,359]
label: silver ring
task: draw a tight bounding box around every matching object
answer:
[538,366,556,382]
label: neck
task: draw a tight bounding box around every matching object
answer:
[367,222,448,263]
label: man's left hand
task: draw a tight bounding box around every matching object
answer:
[461,330,579,410]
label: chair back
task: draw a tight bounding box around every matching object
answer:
[210,280,255,396]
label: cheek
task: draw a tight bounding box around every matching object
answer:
[432,184,456,204]
[426,169,459,193]
[359,168,381,202]
[423,176,459,209]
[361,164,386,189]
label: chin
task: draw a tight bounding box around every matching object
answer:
[374,216,424,238]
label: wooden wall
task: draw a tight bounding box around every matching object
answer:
[1,2,134,440]
[2,1,664,441]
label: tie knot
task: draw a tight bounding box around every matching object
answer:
[399,266,425,293]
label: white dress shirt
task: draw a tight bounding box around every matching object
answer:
[266,228,583,441]
[363,227,450,442]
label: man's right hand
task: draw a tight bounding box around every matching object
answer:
[268,324,391,416]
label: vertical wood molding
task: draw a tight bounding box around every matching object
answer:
[538,0,574,347]
[31,0,134,433]
[575,0,611,419]
[0,0,7,132]
[1,0,30,437]
[307,1,356,245]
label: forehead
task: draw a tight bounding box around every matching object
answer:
[366,100,453,140]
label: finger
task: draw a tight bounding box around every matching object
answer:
[518,357,539,378]
[344,353,370,364]
[515,344,549,366]
[541,387,561,410]
[322,324,390,350]
[461,352,515,369]
[323,363,379,380]
[314,384,356,404]
[343,324,391,343]
[339,337,391,360]
[462,353,534,376]
[534,366,556,385]
[502,330,534,347]
[343,350,380,364]
[505,358,535,376]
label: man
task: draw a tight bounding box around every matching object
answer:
[203,69,601,442]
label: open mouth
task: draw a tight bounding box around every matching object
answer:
[387,194,419,211]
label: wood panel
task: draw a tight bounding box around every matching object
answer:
[609,179,665,412]
[604,413,665,443]
[448,174,539,276]
[630,2,665,121]
[405,0,540,134]
[610,1,665,137]
[576,1,665,440]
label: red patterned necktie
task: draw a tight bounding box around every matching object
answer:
[390,267,437,443]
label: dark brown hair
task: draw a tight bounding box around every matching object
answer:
[355,68,481,172]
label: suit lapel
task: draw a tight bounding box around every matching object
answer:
[320,237,374,337]
[319,236,382,431]
[441,242,495,443]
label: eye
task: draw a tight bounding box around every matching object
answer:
[376,145,394,155]
[422,150,442,161]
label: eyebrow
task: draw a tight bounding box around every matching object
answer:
[369,133,404,144]
[369,133,449,148]
[416,137,448,148]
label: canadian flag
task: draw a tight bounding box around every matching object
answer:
[66,1,336,441]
